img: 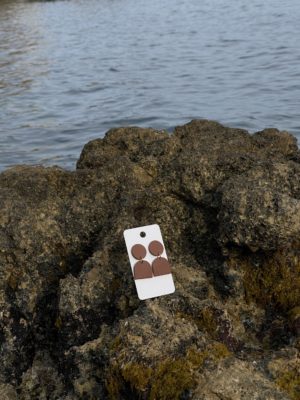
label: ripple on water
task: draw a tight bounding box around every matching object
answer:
[0,0,299,171]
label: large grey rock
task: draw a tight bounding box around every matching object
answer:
[0,120,299,399]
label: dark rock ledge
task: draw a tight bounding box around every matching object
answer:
[0,120,299,399]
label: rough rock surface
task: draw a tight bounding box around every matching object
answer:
[0,120,299,399]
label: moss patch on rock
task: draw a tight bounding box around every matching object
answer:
[228,246,300,313]
[105,343,230,400]
[175,310,218,339]
[276,368,300,400]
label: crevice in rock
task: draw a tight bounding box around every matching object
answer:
[171,190,231,298]
[1,300,35,385]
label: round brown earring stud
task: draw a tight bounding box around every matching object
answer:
[134,260,152,279]
[148,240,164,257]
[131,244,147,260]
[152,257,171,276]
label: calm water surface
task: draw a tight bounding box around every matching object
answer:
[0,0,300,170]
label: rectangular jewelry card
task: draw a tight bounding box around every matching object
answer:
[123,224,175,300]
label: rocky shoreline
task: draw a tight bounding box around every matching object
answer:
[0,120,299,399]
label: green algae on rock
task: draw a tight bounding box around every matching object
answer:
[0,120,299,399]
[105,343,231,400]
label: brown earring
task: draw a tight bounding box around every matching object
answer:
[131,244,146,260]
[148,240,164,256]
[133,260,152,279]
[152,257,171,276]
[131,244,152,279]
[148,240,171,276]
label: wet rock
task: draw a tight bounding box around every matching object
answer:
[0,120,299,399]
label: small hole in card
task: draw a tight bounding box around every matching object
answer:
[140,231,146,238]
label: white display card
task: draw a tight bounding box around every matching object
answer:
[123,224,175,300]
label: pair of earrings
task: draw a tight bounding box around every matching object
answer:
[131,240,171,280]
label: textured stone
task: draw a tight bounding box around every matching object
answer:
[0,120,299,399]
[194,358,289,399]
